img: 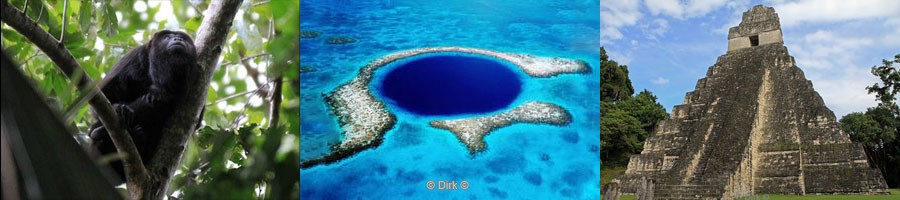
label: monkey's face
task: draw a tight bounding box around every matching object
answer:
[150,30,197,58]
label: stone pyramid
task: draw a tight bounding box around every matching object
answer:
[614,5,888,199]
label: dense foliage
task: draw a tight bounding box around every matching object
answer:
[841,54,900,188]
[600,47,634,102]
[600,47,668,167]
[866,54,900,113]
[1,0,298,198]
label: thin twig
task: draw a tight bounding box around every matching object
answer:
[239,51,263,87]
[16,52,43,67]
[188,2,205,18]
[242,53,269,62]
[59,0,67,43]
[267,77,281,129]
[252,0,269,7]
[36,2,43,24]
[265,17,279,129]
[230,82,267,130]
[206,80,273,106]
[220,53,270,66]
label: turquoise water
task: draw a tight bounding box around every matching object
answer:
[300,0,600,199]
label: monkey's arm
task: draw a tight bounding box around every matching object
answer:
[100,46,149,103]
[119,86,176,119]
[115,60,194,123]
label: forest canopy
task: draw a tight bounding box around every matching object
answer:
[599,47,668,167]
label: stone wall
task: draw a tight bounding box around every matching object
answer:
[728,29,783,52]
[727,5,783,52]
[728,5,781,39]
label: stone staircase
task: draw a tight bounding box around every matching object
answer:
[654,185,723,200]
[689,132,718,183]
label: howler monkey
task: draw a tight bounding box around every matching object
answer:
[89,30,203,185]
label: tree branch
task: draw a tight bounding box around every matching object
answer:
[220,53,270,67]
[239,52,264,87]
[268,77,282,129]
[0,1,150,198]
[146,0,243,198]
[253,0,269,7]
[59,0,67,43]
[206,81,270,106]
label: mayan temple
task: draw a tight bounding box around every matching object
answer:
[613,5,889,199]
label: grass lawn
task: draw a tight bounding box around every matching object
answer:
[600,164,896,199]
[601,166,627,185]
[618,189,899,200]
[740,189,900,200]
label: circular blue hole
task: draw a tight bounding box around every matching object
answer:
[377,55,523,116]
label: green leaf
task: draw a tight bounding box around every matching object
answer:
[100,1,118,38]
[74,106,89,125]
[78,0,93,32]
[184,17,203,33]
[234,16,263,53]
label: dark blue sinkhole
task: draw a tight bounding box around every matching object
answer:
[377,55,523,116]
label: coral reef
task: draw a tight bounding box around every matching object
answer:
[430,101,572,154]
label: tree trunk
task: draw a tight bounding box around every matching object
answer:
[143,0,244,199]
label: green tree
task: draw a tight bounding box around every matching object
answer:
[866,54,900,114]
[601,47,634,102]
[600,91,669,167]
[600,47,670,167]
[601,106,645,166]
[841,111,889,149]
[842,107,900,187]
[841,54,900,188]
[616,90,669,135]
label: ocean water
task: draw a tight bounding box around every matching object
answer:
[377,55,523,116]
[300,0,600,199]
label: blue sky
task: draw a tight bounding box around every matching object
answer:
[601,0,900,117]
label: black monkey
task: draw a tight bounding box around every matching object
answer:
[89,30,203,185]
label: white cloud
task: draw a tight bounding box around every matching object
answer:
[790,30,874,70]
[645,0,684,18]
[725,0,752,10]
[881,25,900,46]
[714,17,741,35]
[602,26,625,42]
[652,77,670,85]
[788,30,881,117]
[772,0,900,27]
[601,0,642,42]
[805,66,878,118]
[643,18,670,39]
[606,50,634,66]
[685,0,729,17]
[644,0,728,19]
[603,0,730,42]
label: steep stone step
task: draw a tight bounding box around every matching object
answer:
[654,185,723,200]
